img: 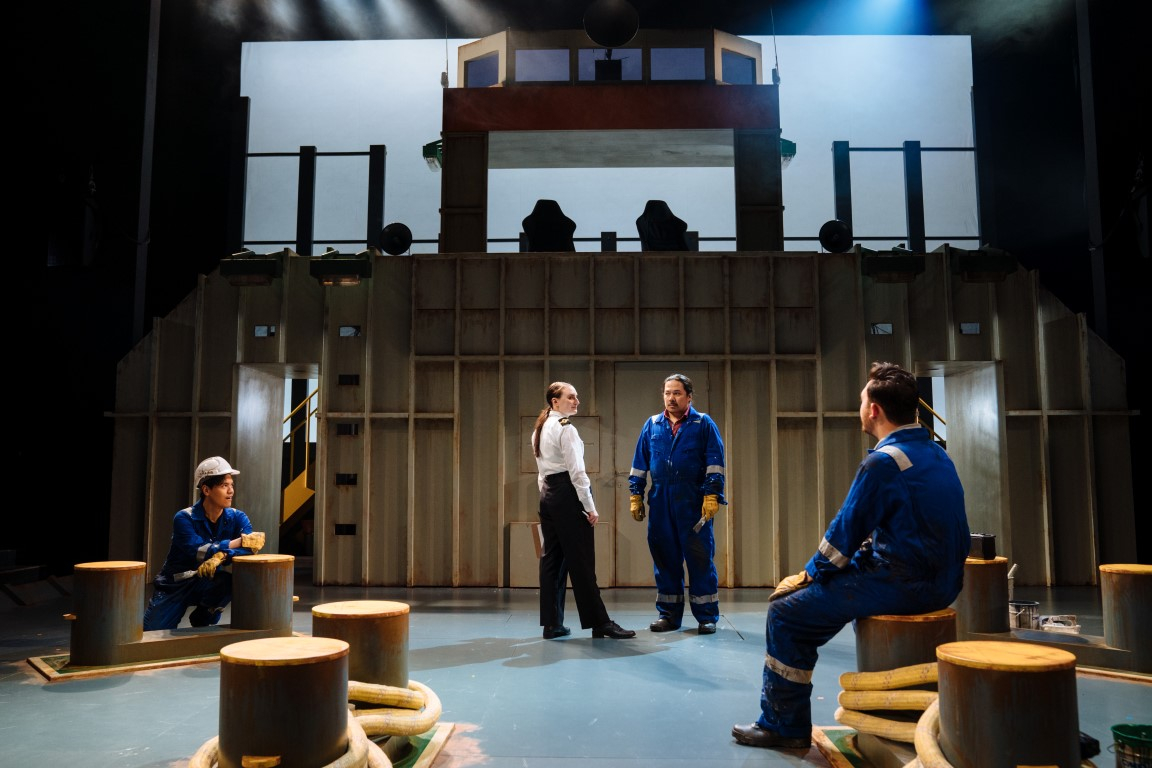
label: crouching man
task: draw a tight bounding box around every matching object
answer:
[143,456,266,630]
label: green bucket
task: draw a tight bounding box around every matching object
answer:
[1112,724,1152,768]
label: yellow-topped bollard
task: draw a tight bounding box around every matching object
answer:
[67,561,148,666]
[855,607,957,673]
[953,556,1009,637]
[1099,563,1151,673]
[936,640,1079,768]
[312,600,410,688]
[231,554,295,631]
[218,636,350,768]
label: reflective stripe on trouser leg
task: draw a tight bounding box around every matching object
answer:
[756,584,828,737]
[689,592,719,623]
[655,591,684,624]
[649,501,686,623]
[755,565,949,737]
[686,521,719,623]
[759,653,814,738]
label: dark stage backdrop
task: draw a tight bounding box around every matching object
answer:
[33,0,1148,574]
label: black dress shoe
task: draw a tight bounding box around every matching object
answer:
[731,723,810,750]
[543,625,571,639]
[698,622,717,634]
[592,621,636,638]
[649,617,680,632]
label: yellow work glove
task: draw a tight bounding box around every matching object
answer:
[198,551,226,579]
[769,569,812,602]
[701,494,720,522]
[630,495,645,521]
[241,531,266,552]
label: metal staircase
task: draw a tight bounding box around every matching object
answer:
[918,397,947,448]
[281,388,318,552]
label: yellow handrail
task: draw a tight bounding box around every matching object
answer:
[918,399,946,425]
[917,397,947,445]
[284,387,320,487]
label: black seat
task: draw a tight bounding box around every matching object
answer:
[522,200,576,252]
[636,200,689,251]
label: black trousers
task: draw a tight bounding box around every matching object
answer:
[539,472,610,629]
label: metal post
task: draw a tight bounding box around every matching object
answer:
[832,140,853,229]
[296,146,317,256]
[903,140,926,252]
[367,145,387,249]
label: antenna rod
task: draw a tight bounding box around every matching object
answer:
[770,6,781,84]
[441,15,449,87]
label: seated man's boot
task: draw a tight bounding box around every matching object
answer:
[731,723,810,750]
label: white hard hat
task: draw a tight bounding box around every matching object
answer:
[193,456,240,491]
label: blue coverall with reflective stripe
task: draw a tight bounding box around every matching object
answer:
[629,406,727,626]
[142,501,258,630]
[758,425,969,738]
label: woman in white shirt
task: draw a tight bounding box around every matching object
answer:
[531,382,635,640]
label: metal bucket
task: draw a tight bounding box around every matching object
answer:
[1112,724,1152,768]
[1008,600,1040,629]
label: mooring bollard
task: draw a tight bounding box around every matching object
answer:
[936,640,1079,768]
[230,554,296,631]
[1099,563,1151,673]
[953,556,1009,637]
[218,636,350,768]
[66,561,147,666]
[311,600,411,688]
[855,608,957,673]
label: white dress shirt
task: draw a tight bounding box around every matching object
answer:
[534,410,597,515]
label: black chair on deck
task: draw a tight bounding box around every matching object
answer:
[636,200,689,251]
[522,200,577,252]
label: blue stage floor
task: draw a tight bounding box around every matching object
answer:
[1,568,1148,767]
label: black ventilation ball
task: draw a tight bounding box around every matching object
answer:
[818,220,853,253]
[380,223,413,256]
[583,0,639,48]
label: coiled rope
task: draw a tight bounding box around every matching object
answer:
[189,679,441,768]
[835,661,954,767]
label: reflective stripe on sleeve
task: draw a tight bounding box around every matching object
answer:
[818,536,850,568]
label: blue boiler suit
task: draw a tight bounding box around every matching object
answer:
[629,406,727,626]
[142,501,259,630]
[758,425,969,738]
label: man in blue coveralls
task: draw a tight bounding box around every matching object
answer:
[732,362,969,750]
[629,373,727,635]
[143,456,267,630]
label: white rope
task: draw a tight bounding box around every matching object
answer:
[353,680,443,738]
[838,689,938,711]
[840,662,938,691]
[186,676,444,768]
[910,698,953,768]
[835,706,919,743]
[187,714,390,768]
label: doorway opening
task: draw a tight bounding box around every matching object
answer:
[280,376,318,557]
